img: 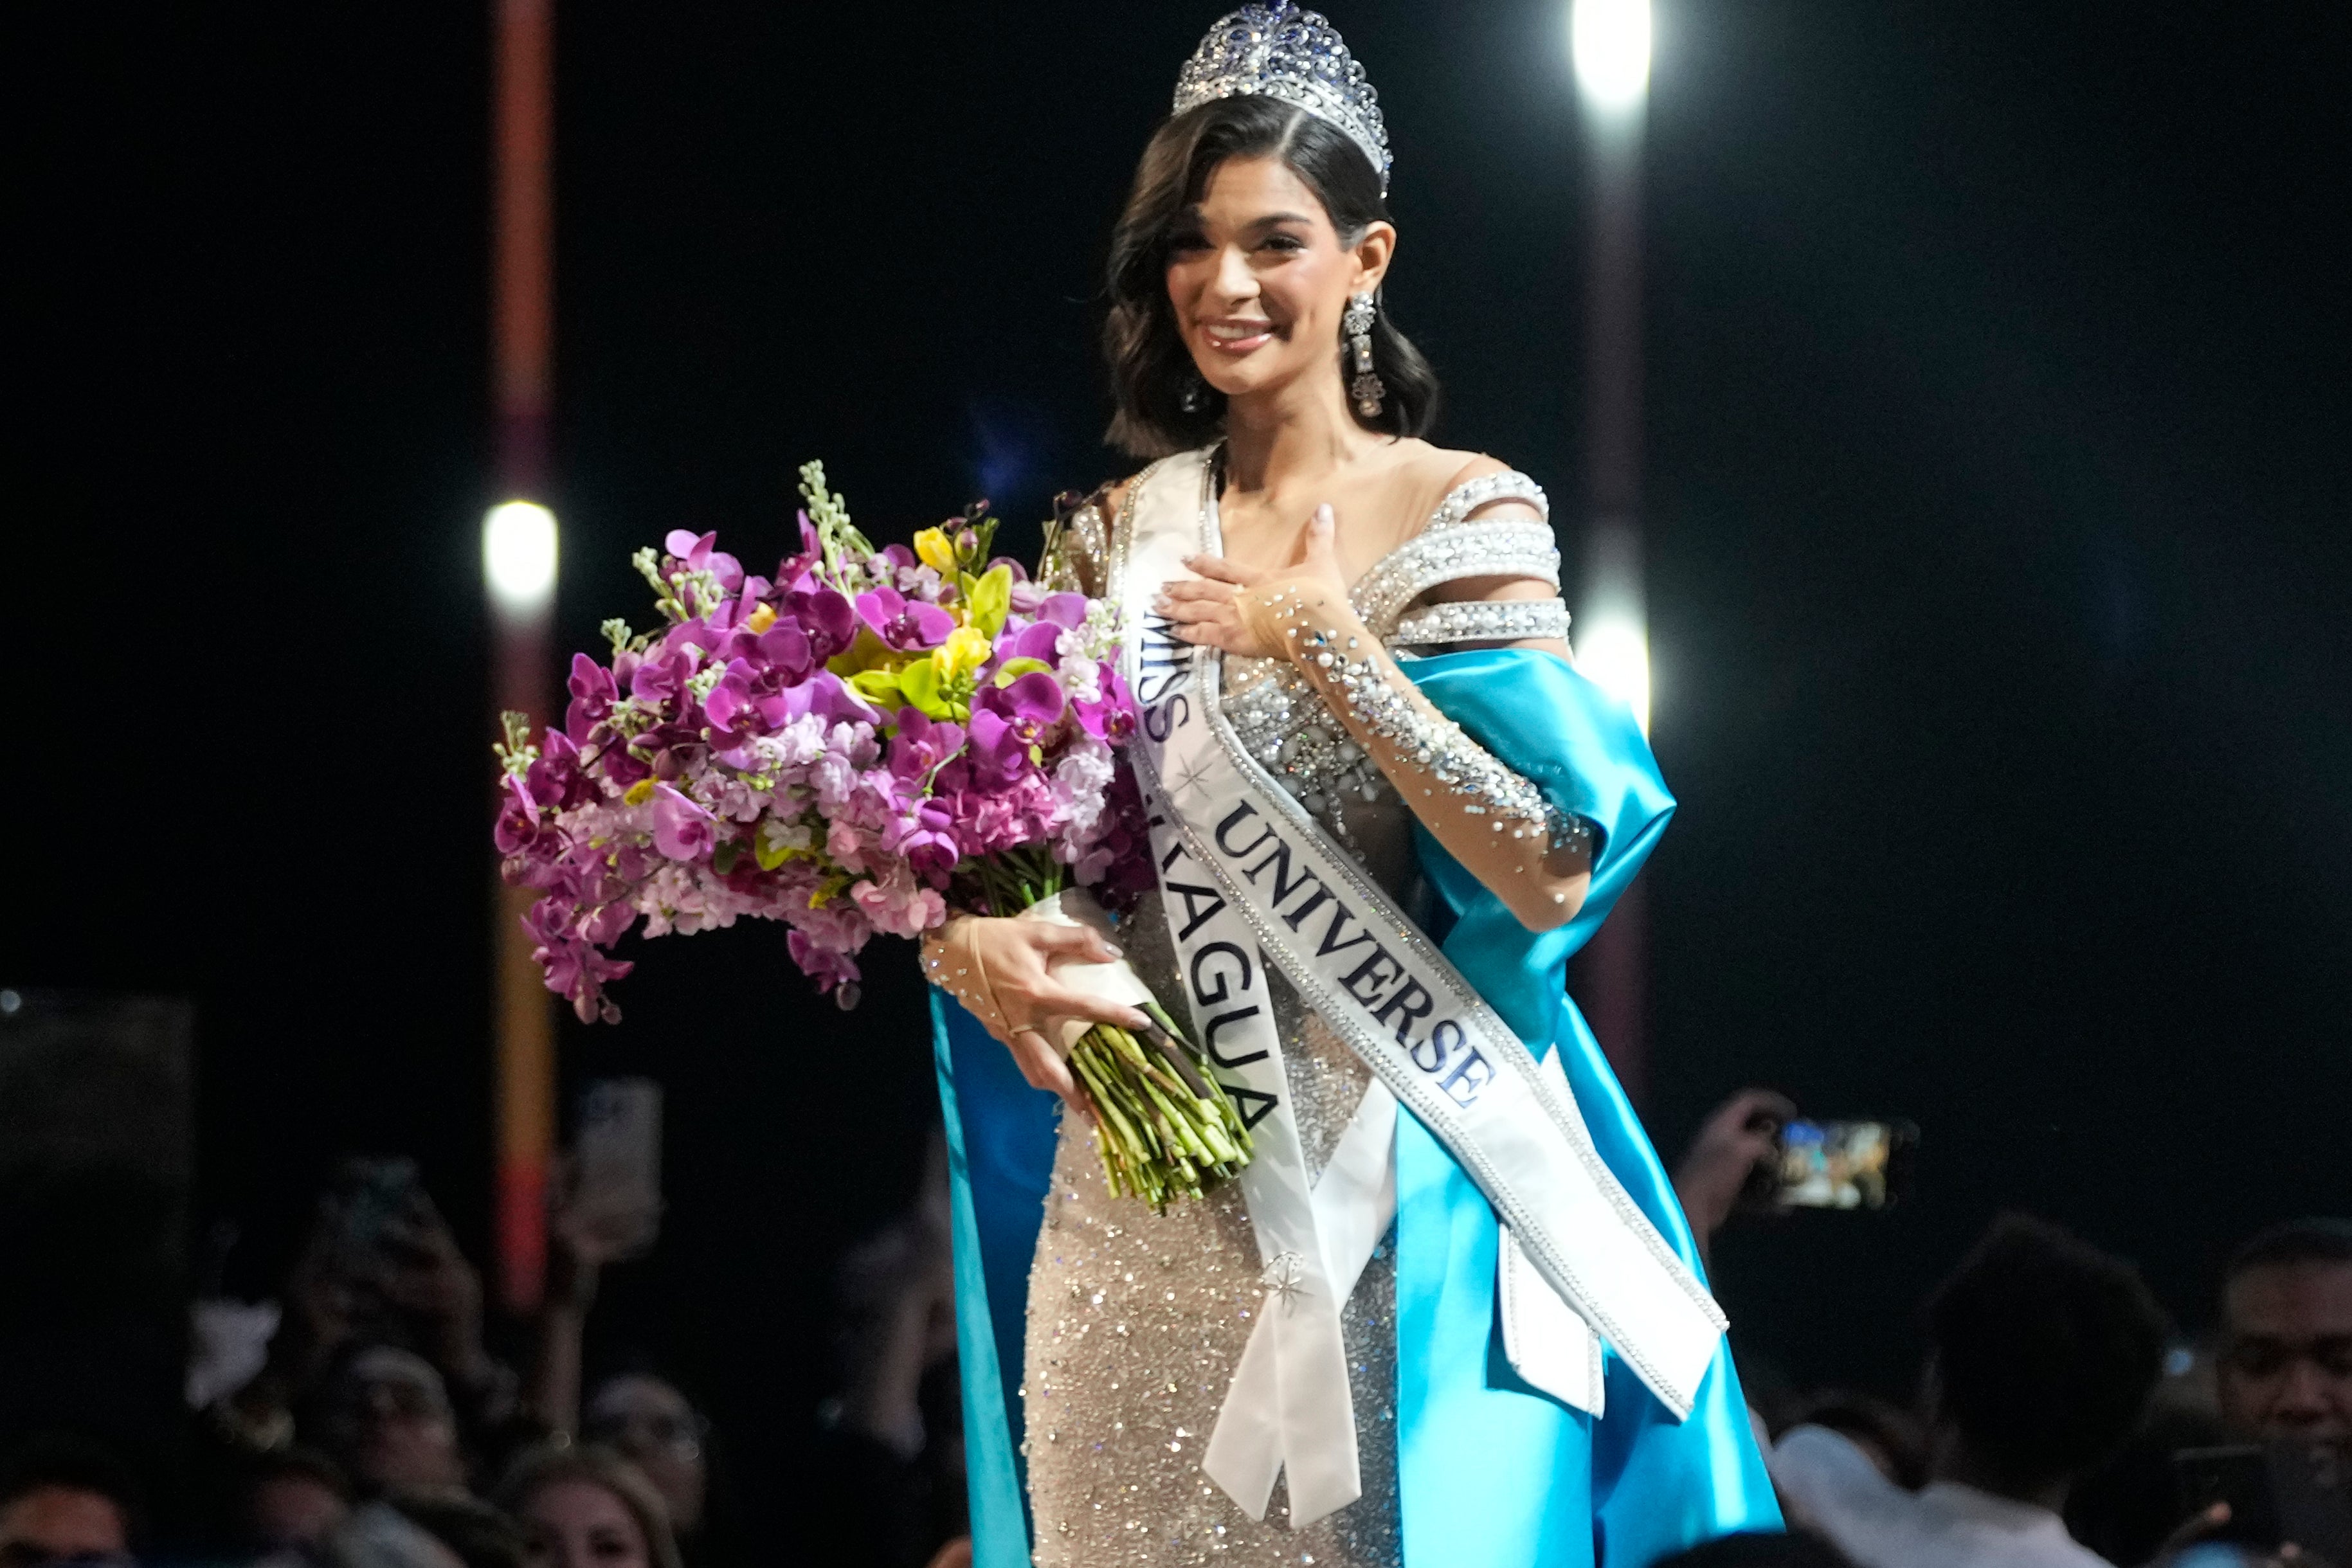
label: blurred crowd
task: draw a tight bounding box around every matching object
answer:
[1658,1091,2352,1568]
[0,1090,2343,1568]
[0,1148,734,1568]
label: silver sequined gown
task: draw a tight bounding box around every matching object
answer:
[1022,463,1560,1568]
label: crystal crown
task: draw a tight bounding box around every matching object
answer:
[1172,3,1391,195]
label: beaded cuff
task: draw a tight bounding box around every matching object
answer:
[1391,597,1571,647]
[1351,517,1560,635]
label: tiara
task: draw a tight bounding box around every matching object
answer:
[1172,3,1391,195]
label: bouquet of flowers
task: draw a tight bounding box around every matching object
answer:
[493,463,1251,1208]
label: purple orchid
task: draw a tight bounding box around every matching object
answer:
[855,585,955,652]
[975,669,1066,741]
[566,654,619,743]
[887,708,967,782]
[1072,663,1135,742]
[664,529,745,595]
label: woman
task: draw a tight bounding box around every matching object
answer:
[496,1446,681,1568]
[580,1374,710,1554]
[921,6,1779,1565]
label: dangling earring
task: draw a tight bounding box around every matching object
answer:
[1179,373,1210,415]
[1343,292,1385,417]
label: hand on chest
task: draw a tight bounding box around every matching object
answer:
[1214,479,1433,584]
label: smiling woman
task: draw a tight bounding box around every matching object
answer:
[918,6,1780,1568]
[1103,93,1438,458]
[497,1445,683,1568]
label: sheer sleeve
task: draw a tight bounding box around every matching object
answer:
[1238,577,1596,933]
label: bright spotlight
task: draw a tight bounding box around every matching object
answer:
[1572,0,1652,110]
[1577,613,1651,734]
[484,500,558,617]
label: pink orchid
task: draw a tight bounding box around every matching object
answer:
[650,785,717,861]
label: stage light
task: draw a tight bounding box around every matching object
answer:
[484,500,558,617]
[1578,611,1651,734]
[1571,0,1652,110]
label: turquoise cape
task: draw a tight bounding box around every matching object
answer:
[930,649,1782,1566]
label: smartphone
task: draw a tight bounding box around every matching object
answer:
[2178,1443,2352,1560]
[323,1155,426,1274]
[2178,1445,2284,1546]
[572,1078,663,1256]
[1744,1118,1917,1212]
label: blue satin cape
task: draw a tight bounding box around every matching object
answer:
[930,649,1781,1567]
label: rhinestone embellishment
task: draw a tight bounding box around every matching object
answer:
[1221,470,1568,838]
[1173,3,1393,194]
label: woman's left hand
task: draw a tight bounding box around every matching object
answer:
[1157,503,1349,660]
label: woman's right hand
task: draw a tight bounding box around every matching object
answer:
[922,914,1152,1119]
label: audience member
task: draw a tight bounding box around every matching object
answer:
[1781,1392,1929,1490]
[496,1446,680,1568]
[0,1441,136,1567]
[2215,1220,2352,1450]
[326,1500,469,1568]
[243,1446,353,1554]
[1772,1214,2169,1567]
[810,1131,966,1567]
[2121,1220,2352,1567]
[381,1492,524,1568]
[579,1378,707,1551]
[527,1160,662,1448]
[2062,1401,2236,1567]
[310,1346,470,1496]
[219,1162,526,1476]
[1671,1089,1796,1272]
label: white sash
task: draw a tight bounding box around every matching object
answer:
[1116,452,1726,1520]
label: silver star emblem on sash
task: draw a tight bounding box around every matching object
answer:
[1170,754,1218,801]
[1261,1250,1309,1315]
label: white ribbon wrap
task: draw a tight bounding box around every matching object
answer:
[1014,890,1155,1054]
[1112,451,1724,1516]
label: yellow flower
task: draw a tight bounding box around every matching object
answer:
[745,602,777,633]
[964,564,1013,636]
[848,667,909,709]
[937,626,992,681]
[913,527,958,575]
[622,778,656,806]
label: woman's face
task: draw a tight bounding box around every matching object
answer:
[518,1479,650,1568]
[583,1376,705,1533]
[320,1346,464,1491]
[1164,154,1392,406]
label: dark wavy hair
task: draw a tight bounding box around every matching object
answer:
[1104,95,1440,458]
[1927,1214,2169,1490]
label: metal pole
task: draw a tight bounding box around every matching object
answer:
[490,0,556,1316]
[1570,0,1652,1104]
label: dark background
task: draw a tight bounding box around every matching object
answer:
[12,0,2349,1522]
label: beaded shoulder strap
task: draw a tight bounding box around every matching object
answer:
[1351,470,1561,638]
